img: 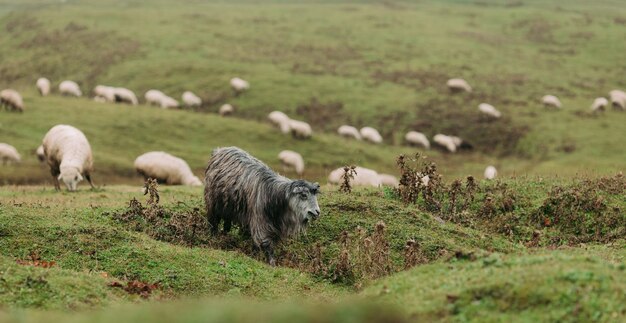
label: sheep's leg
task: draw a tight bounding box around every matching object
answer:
[223,217,232,233]
[208,210,220,235]
[260,240,276,267]
[85,173,95,189]
[51,168,61,191]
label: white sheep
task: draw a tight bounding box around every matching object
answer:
[338,125,362,140]
[447,78,472,93]
[36,145,45,162]
[0,89,24,112]
[59,80,82,97]
[134,151,202,186]
[288,119,312,139]
[36,77,51,96]
[0,143,21,164]
[590,97,608,113]
[609,90,626,110]
[114,87,138,105]
[378,173,399,187]
[541,95,562,109]
[484,166,497,180]
[478,103,502,118]
[405,131,430,149]
[433,134,457,153]
[94,85,116,102]
[159,95,180,109]
[42,124,94,191]
[360,127,382,144]
[219,104,234,116]
[268,111,291,134]
[278,150,304,175]
[145,89,165,106]
[93,96,108,103]
[230,77,249,95]
[182,91,202,107]
[328,166,382,187]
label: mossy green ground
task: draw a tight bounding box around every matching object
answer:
[0,183,624,322]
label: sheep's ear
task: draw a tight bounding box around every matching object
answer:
[291,185,306,194]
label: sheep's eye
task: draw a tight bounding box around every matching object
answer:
[300,192,308,199]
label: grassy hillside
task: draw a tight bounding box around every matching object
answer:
[0,0,625,186]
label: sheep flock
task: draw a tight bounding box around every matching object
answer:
[1,72,624,194]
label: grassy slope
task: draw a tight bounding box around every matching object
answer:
[0,0,625,185]
[363,247,626,322]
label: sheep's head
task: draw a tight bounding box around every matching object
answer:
[59,167,83,191]
[288,180,321,226]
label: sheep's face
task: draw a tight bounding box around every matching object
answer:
[288,181,321,226]
[59,168,83,191]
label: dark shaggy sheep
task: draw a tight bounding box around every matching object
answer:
[204,147,321,266]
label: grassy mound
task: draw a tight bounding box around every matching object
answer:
[0,186,345,308]
[363,247,626,322]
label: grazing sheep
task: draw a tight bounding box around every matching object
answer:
[204,147,321,266]
[268,111,291,134]
[134,151,202,186]
[36,78,51,96]
[447,78,472,93]
[338,125,362,140]
[433,134,457,153]
[182,91,202,108]
[360,127,383,144]
[159,95,180,109]
[230,77,249,95]
[145,89,165,106]
[327,166,382,187]
[93,96,108,103]
[59,80,82,97]
[94,85,116,102]
[219,104,234,116]
[405,131,430,149]
[288,119,312,139]
[484,166,497,180]
[590,97,608,113]
[609,90,626,110]
[0,143,21,164]
[114,87,138,105]
[278,150,304,175]
[0,89,24,112]
[378,173,399,187]
[541,95,562,109]
[42,125,94,191]
[36,145,45,163]
[478,103,502,118]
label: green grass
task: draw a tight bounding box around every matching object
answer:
[363,247,626,322]
[0,186,346,305]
